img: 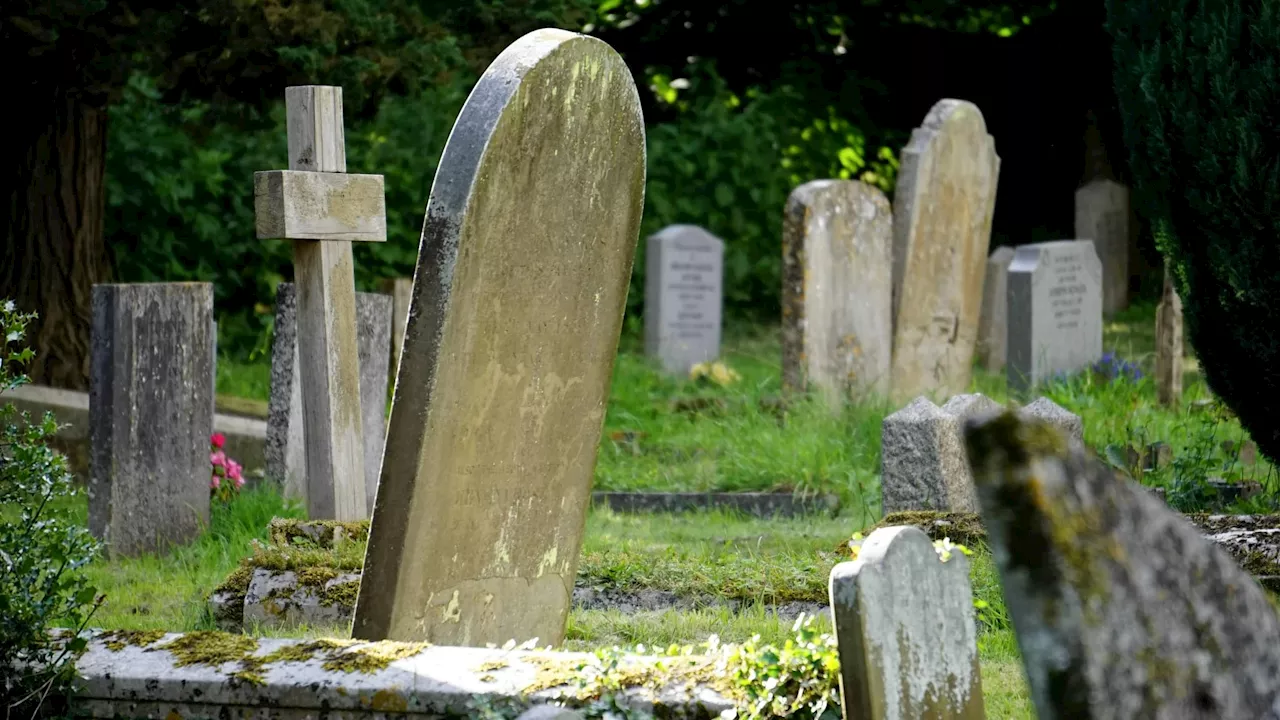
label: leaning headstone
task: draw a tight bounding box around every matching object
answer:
[880,393,1000,514]
[890,99,1000,402]
[1155,265,1183,407]
[354,29,646,648]
[265,282,392,514]
[89,283,214,557]
[830,526,985,720]
[1074,178,1129,315]
[781,180,893,405]
[644,225,724,375]
[975,246,1015,370]
[1006,240,1103,393]
[964,411,1280,719]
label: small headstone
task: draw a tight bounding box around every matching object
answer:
[1017,396,1084,447]
[354,29,646,648]
[829,526,985,720]
[890,99,1000,402]
[266,283,392,514]
[880,393,1000,514]
[781,180,893,405]
[976,246,1015,370]
[964,411,1280,719]
[379,277,413,381]
[1006,240,1103,393]
[89,283,214,557]
[1074,178,1130,315]
[1155,265,1183,407]
[644,225,724,375]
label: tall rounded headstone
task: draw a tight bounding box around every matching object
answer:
[1074,179,1129,315]
[781,180,893,407]
[353,29,646,648]
[890,99,1000,402]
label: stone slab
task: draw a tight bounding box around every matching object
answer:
[890,99,1000,402]
[1006,240,1103,393]
[242,567,361,630]
[976,245,1015,370]
[379,276,414,380]
[964,411,1280,719]
[880,394,1000,514]
[89,283,214,557]
[590,491,840,518]
[254,170,387,243]
[1074,179,1129,315]
[355,29,647,648]
[830,526,984,719]
[781,180,893,405]
[644,225,725,375]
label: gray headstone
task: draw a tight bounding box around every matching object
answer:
[1006,240,1103,393]
[830,526,985,720]
[516,707,587,720]
[1074,179,1129,315]
[890,99,1000,402]
[379,277,413,381]
[781,180,893,406]
[354,29,646,648]
[880,393,1000,514]
[644,225,724,375]
[265,282,392,515]
[89,283,214,557]
[976,246,1015,370]
[1155,265,1183,407]
[964,411,1280,720]
[1017,396,1084,447]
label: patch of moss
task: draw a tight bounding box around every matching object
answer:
[839,511,987,555]
[320,640,431,673]
[321,579,361,608]
[213,564,254,606]
[154,630,258,668]
[99,629,167,652]
[267,517,370,548]
[476,659,509,673]
[1236,551,1280,578]
[296,566,341,587]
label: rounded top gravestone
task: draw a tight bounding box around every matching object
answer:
[353,29,646,648]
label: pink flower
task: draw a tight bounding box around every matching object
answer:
[234,476,245,489]
[210,474,221,490]
[211,451,226,467]
[227,461,242,481]
[211,433,226,449]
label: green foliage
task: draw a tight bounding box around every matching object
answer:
[0,302,102,716]
[1107,0,1280,463]
[719,615,841,720]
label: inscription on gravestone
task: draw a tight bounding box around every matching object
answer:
[1007,240,1102,393]
[644,225,724,375]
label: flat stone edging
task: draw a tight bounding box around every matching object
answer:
[590,491,840,517]
[70,631,732,719]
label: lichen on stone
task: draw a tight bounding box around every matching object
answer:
[319,640,430,673]
[856,511,988,551]
[99,629,166,652]
[152,630,259,668]
[267,517,371,548]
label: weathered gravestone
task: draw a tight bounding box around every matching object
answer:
[254,85,387,521]
[830,526,985,720]
[1074,178,1129,315]
[353,29,646,647]
[379,276,414,380]
[975,245,1015,370]
[644,225,724,375]
[781,180,893,406]
[882,394,1081,514]
[1155,265,1183,407]
[1006,240,1103,393]
[266,282,392,513]
[964,411,1280,719]
[89,283,214,557]
[890,99,1000,402]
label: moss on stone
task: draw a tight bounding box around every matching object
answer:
[321,579,361,608]
[154,630,258,668]
[296,566,341,587]
[476,659,509,673]
[99,629,167,652]
[320,640,431,673]
[867,511,988,548]
[213,564,254,606]
[268,517,371,548]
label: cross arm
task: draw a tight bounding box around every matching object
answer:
[254,170,387,243]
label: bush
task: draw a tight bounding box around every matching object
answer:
[0,302,101,715]
[1107,0,1280,462]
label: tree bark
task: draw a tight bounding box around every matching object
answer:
[0,92,111,390]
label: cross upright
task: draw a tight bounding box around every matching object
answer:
[254,86,386,521]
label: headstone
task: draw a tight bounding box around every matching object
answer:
[353,29,646,648]
[830,526,985,720]
[975,246,1015,370]
[890,99,1000,402]
[1006,240,1103,393]
[254,85,388,521]
[89,283,214,557]
[1155,265,1183,407]
[1074,179,1129,315]
[880,393,1000,514]
[265,282,392,513]
[1017,396,1084,447]
[963,411,1280,719]
[379,277,413,381]
[644,225,724,375]
[781,180,893,405]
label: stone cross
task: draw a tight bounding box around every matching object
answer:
[1155,265,1183,407]
[89,283,214,557]
[1074,178,1130,315]
[830,525,985,719]
[975,246,1014,370]
[353,29,646,648]
[1006,240,1103,393]
[781,179,892,407]
[254,86,387,521]
[890,99,1000,403]
[964,411,1280,719]
[644,225,724,375]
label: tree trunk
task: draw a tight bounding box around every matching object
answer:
[0,93,111,390]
